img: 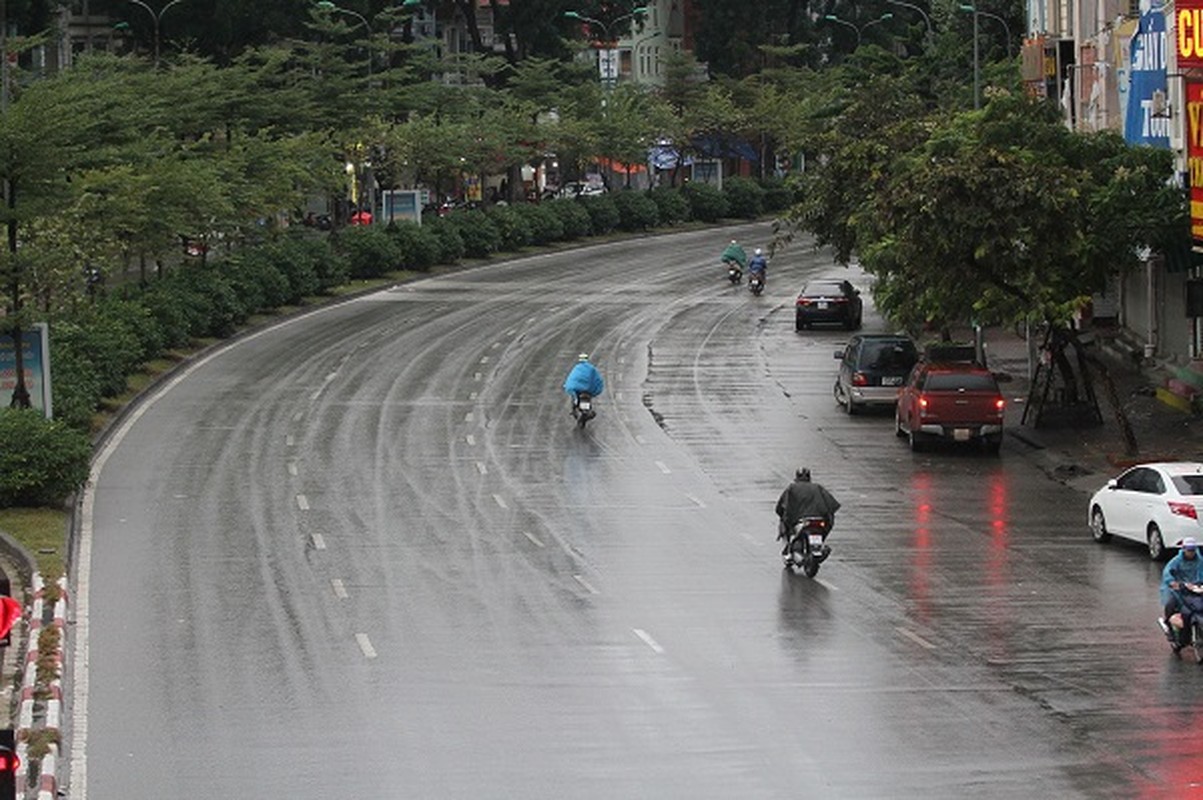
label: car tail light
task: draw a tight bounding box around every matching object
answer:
[1169,501,1199,520]
[995,398,1005,414]
[852,372,868,386]
[796,298,809,306]
[917,395,929,416]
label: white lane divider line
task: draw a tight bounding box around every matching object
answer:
[469,392,478,401]
[466,434,476,446]
[324,372,338,383]
[296,494,310,511]
[617,392,624,402]
[655,461,671,474]
[815,577,838,592]
[573,575,600,595]
[310,389,322,401]
[897,628,936,650]
[635,434,646,445]
[287,461,298,476]
[633,628,665,654]
[476,461,488,475]
[685,494,706,508]
[480,356,490,364]
[286,433,296,447]
[523,531,545,547]
[491,342,502,349]
[465,412,474,422]
[474,372,483,381]
[292,412,304,422]
[331,579,348,599]
[356,633,378,659]
[311,533,327,550]
[493,494,508,509]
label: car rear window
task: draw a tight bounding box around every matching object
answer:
[862,341,917,370]
[1171,475,1203,495]
[923,373,998,391]
[805,283,843,296]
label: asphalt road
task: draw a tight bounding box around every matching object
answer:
[69,225,1203,798]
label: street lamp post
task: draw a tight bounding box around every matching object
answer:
[563,7,648,87]
[958,4,1013,109]
[886,0,932,43]
[823,13,893,49]
[316,0,373,80]
[127,0,186,69]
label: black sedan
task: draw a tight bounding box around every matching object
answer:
[795,280,863,330]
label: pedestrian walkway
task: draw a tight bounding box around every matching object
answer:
[976,323,1203,496]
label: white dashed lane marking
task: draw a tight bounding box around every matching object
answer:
[523,531,545,547]
[466,434,476,446]
[287,461,298,476]
[573,575,600,595]
[493,494,508,509]
[296,494,309,511]
[356,633,378,659]
[633,628,665,654]
[311,534,327,550]
[476,462,488,475]
[331,579,348,599]
[655,461,671,474]
[897,627,936,650]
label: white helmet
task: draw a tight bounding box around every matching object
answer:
[754,248,763,256]
[578,353,590,362]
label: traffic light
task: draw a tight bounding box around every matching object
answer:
[0,729,17,800]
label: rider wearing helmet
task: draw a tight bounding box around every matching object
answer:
[721,239,748,270]
[563,353,605,417]
[775,468,841,556]
[747,248,768,281]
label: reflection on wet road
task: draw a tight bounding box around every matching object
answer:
[75,226,1203,798]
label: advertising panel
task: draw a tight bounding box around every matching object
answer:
[1178,0,1203,68]
[381,190,421,224]
[0,323,53,417]
[1186,81,1203,239]
[1125,3,1170,146]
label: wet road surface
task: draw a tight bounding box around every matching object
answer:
[71,225,1203,798]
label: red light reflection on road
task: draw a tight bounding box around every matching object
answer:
[909,472,933,624]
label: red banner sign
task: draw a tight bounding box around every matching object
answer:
[1180,0,1203,68]
[1188,81,1203,239]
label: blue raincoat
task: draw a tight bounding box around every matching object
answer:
[747,254,767,275]
[1160,550,1203,606]
[563,362,604,397]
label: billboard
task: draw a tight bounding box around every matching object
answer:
[1125,4,1170,147]
[1178,0,1203,68]
[0,323,53,417]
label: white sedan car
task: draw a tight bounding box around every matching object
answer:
[1088,462,1203,560]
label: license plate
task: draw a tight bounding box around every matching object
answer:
[817,301,829,309]
[953,428,970,441]
[882,376,902,386]
[579,401,592,412]
[808,534,824,546]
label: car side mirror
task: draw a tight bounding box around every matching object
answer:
[834,350,844,359]
[1107,479,1118,489]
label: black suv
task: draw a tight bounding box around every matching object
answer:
[833,334,919,415]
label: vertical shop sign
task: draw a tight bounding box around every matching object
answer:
[1187,81,1203,239]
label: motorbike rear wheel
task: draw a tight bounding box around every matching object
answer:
[801,548,820,578]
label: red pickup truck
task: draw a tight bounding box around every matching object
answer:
[894,361,1006,453]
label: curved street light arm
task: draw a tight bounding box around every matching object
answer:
[885,0,932,38]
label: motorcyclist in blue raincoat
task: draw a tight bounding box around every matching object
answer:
[747,248,768,282]
[1160,537,1203,651]
[563,353,604,417]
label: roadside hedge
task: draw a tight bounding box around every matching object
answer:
[0,410,91,508]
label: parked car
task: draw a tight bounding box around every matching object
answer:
[894,361,1005,453]
[553,181,607,199]
[795,280,863,331]
[1088,462,1203,560]
[833,334,919,415]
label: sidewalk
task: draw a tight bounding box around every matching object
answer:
[977,324,1203,496]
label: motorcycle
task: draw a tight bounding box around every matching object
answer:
[748,273,765,296]
[573,391,597,430]
[1161,585,1203,662]
[725,262,742,285]
[782,516,832,577]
